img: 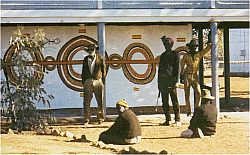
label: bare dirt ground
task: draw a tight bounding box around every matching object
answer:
[1,77,249,154]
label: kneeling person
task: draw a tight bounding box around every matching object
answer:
[98,99,142,144]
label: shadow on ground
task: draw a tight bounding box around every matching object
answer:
[220,97,249,112]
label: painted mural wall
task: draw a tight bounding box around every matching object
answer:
[1,25,193,109]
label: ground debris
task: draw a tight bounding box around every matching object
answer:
[68,134,91,143]
[52,129,61,136]
[220,115,229,119]
[91,141,118,152]
[8,128,15,134]
[118,146,168,154]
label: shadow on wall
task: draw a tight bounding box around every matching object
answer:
[220,97,249,112]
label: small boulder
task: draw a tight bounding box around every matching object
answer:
[97,141,106,149]
[60,131,66,137]
[81,134,87,140]
[8,129,15,135]
[65,131,75,138]
[35,127,45,135]
[52,129,61,136]
[159,150,168,154]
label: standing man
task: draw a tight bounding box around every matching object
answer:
[82,44,106,125]
[180,39,211,116]
[158,36,181,126]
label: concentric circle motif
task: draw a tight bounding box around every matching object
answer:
[122,43,156,85]
[57,35,109,92]
[174,46,189,53]
[57,35,98,92]
[155,55,160,67]
[3,45,44,85]
[44,56,56,71]
[108,54,123,70]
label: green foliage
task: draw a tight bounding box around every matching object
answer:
[1,26,54,131]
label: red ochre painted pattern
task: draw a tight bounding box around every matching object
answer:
[3,35,188,91]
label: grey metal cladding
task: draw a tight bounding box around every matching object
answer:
[1,0,249,10]
[215,0,249,9]
[102,0,211,9]
[1,0,97,10]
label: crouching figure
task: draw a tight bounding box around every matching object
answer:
[98,99,142,144]
[181,89,217,138]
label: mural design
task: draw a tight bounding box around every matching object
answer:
[3,35,188,93]
[56,35,98,92]
[44,56,56,71]
[122,43,156,85]
[3,45,44,85]
[108,53,123,70]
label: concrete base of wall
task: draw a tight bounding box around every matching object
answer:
[44,105,188,118]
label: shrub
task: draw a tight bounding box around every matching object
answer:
[1,26,53,131]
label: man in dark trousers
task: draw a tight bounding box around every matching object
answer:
[158,36,181,126]
[181,89,217,138]
[98,99,142,145]
[81,44,106,126]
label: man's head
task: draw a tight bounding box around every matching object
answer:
[116,99,129,113]
[85,44,96,55]
[161,36,174,51]
[201,89,214,104]
[186,39,199,52]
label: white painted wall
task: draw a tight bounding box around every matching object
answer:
[1,25,193,109]
[105,25,192,108]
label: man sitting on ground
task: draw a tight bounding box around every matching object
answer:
[181,89,217,138]
[98,99,142,144]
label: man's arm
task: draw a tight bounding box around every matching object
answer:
[173,52,180,83]
[199,43,212,58]
[105,116,122,134]
[81,59,86,84]
[180,54,187,76]
[101,56,106,84]
[180,54,187,83]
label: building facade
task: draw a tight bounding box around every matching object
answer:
[1,0,249,113]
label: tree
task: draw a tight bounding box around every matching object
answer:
[1,26,54,131]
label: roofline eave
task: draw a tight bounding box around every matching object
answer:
[1,9,249,23]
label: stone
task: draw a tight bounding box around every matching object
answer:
[81,134,87,140]
[90,141,97,146]
[65,131,75,138]
[35,127,45,135]
[128,147,140,154]
[52,129,61,136]
[105,144,115,149]
[44,127,52,135]
[159,150,168,154]
[118,149,129,154]
[8,129,15,135]
[60,131,66,137]
[97,141,106,149]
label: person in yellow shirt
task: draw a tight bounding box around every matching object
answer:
[180,39,211,116]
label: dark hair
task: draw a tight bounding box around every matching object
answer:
[165,37,174,47]
[161,36,174,48]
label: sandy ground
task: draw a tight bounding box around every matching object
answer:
[1,77,249,154]
[1,112,249,154]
